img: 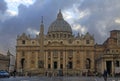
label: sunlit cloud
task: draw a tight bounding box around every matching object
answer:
[63,9,90,22]
[6,10,17,16]
[5,0,36,15]
[72,24,87,34]
[27,28,39,35]
[62,5,90,34]
[115,18,120,24]
[0,9,18,22]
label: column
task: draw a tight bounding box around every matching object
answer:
[66,50,68,68]
[26,51,30,70]
[51,51,53,69]
[73,51,76,75]
[91,52,94,70]
[104,60,106,70]
[73,51,76,69]
[101,59,104,73]
[35,52,38,68]
[63,51,66,69]
[112,61,114,77]
[45,51,48,69]
[16,52,21,72]
[58,52,60,69]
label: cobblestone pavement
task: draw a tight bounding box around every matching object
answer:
[0,76,120,81]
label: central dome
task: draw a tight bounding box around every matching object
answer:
[48,10,72,33]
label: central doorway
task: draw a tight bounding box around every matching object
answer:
[106,61,112,75]
[54,61,57,69]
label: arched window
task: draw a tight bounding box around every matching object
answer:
[48,41,51,44]
[53,34,55,38]
[22,40,25,44]
[60,41,63,44]
[49,35,51,38]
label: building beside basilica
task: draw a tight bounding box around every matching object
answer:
[16,10,120,76]
[96,30,120,76]
[0,51,10,71]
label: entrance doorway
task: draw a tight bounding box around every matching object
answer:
[68,62,73,69]
[54,61,57,69]
[106,61,112,75]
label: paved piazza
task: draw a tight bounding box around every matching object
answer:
[0,76,120,81]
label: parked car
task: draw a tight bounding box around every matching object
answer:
[0,70,10,78]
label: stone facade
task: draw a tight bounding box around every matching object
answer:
[16,10,120,76]
[96,30,120,76]
[0,53,10,71]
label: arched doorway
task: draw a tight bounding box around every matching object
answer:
[20,58,25,69]
[86,58,91,69]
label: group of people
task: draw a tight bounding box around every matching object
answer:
[9,69,16,77]
[9,69,108,81]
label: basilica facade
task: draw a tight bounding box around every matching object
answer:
[16,10,120,76]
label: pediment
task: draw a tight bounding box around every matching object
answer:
[46,41,65,47]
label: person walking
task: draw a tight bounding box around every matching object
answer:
[13,69,16,77]
[103,70,107,81]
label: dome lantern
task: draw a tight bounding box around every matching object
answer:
[57,9,63,20]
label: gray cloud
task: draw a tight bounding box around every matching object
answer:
[0,0,120,54]
[0,0,7,13]
[0,0,7,22]
[0,0,81,54]
[77,0,120,43]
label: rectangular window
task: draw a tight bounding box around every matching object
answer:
[48,58,51,60]
[48,64,51,69]
[54,61,57,69]
[116,61,119,67]
[86,40,90,44]
[48,51,51,58]
[53,50,58,57]
[60,64,63,69]
[68,50,73,57]
[60,51,63,58]
[38,60,44,68]
[68,62,72,69]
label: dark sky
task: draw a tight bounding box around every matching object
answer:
[0,0,120,54]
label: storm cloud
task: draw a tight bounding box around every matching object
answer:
[0,0,120,54]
